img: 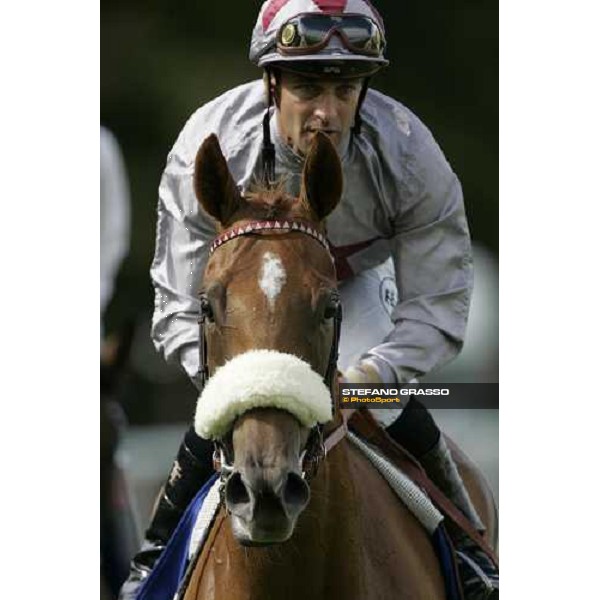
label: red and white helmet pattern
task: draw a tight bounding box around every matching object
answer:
[249,0,388,68]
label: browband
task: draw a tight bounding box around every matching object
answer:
[209,219,331,257]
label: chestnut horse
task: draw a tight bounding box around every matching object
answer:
[181,133,497,600]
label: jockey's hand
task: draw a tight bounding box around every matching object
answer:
[341,361,382,385]
[339,362,382,422]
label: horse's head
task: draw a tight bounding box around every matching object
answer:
[192,132,343,545]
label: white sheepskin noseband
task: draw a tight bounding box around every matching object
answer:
[194,350,333,440]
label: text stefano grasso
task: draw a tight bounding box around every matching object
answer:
[340,388,451,396]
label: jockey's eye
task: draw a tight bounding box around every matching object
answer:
[294,83,321,99]
[336,84,359,101]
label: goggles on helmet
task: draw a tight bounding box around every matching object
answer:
[276,13,385,58]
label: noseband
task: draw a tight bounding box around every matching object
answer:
[197,219,345,483]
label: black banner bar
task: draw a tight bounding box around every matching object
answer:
[337,383,499,409]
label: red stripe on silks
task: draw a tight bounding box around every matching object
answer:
[329,236,381,281]
[330,236,380,258]
[313,0,348,13]
[262,0,293,30]
[334,256,354,281]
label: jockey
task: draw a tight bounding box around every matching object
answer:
[119,1,498,599]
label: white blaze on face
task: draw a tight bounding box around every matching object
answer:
[259,252,286,310]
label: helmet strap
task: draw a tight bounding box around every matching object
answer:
[261,67,276,186]
[352,76,371,136]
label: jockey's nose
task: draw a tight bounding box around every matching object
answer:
[224,466,310,522]
[313,90,339,125]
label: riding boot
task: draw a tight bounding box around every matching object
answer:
[386,398,499,600]
[118,427,214,600]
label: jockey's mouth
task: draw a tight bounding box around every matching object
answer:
[304,127,340,135]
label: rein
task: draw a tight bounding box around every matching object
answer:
[198,218,345,484]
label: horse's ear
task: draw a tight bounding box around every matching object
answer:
[300,132,343,222]
[194,134,242,226]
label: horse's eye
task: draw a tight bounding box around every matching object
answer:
[323,292,341,321]
[199,293,215,323]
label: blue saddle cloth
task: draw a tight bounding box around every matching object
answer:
[136,473,219,600]
[432,524,463,600]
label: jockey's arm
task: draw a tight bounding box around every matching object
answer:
[150,147,216,390]
[353,121,474,385]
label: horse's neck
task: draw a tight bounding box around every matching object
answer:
[241,446,365,598]
[186,440,446,600]
[184,443,364,600]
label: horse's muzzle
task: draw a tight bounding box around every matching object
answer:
[224,467,310,545]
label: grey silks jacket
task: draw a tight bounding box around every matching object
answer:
[150,80,473,388]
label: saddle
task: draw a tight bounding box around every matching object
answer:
[347,408,498,569]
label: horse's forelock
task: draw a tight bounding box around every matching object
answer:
[244,179,305,221]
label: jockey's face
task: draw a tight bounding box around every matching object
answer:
[276,72,363,156]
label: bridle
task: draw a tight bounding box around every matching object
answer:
[197,218,347,485]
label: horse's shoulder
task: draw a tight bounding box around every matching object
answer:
[338,440,447,598]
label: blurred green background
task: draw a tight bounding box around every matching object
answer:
[101,0,498,424]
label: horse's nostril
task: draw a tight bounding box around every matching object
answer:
[225,472,250,507]
[283,472,310,509]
